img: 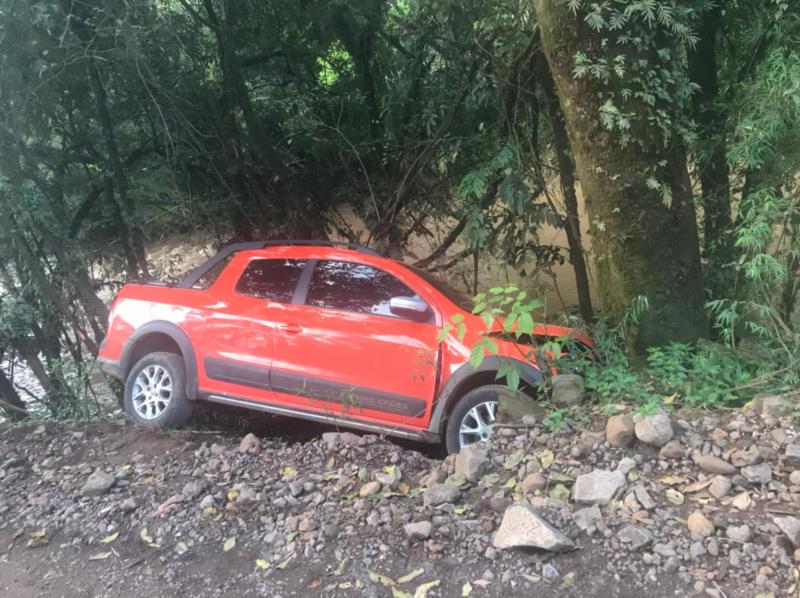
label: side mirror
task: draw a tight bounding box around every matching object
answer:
[389,296,430,321]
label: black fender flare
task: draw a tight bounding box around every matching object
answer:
[119,320,199,400]
[427,356,544,434]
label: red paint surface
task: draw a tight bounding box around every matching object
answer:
[100,245,593,434]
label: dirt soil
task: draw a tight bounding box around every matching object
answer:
[0,403,798,598]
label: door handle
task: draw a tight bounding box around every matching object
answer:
[278,323,302,335]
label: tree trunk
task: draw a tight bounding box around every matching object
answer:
[537,53,594,323]
[533,0,707,353]
[0,367,28,421]
[64,2,149,278]
[689,4,733,300]
[86,63,150,279]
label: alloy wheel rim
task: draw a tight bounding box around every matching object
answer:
[458,400,497,448]
[132,365,172,419]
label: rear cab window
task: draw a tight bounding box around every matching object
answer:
[235,259,306,303]
[305,260,425,319]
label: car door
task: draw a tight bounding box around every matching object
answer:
[197,257,307,403]
[268,259,441,429]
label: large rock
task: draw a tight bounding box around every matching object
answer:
[238,433,262,453]
[659,440,685,459]
[573,470,625,505]
[687,510,714,537]
[404,520,433,542]
[726,524,751,543]
[772,516,800,548]
[493,503,574,552]
[423,483,461,507]
[182,479,207,500]
[573,505,603,532]
[321,432,365,450]
[496,390,545,424]
[359,481,382,497]
[709,475,732,499]
[755,394,792,418]
[741,463,772,484]
[81,470,115,497]
[552,374,584,406]
[616,525,653,550]
[521,473,547,494]
[454,445,490,483]
[606,414,635,448]
[693,453,736,475]
[785,444,800,468]
[633,412,673,447]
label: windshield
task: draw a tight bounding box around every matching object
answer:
[405,264,473,311]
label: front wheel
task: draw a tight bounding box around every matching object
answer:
[124,352,193,429]
[445,385,508,454]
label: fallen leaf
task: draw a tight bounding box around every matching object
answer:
[504,449,525,470]
[730,492,752,510]
[223,536,236,552]
[255,559,270,570]
[538,449,554,469]
[227,489,239,501]
[100,532,119,544]
[462,581,473,596]
[286,531,299,544]
[154,493,185,517]
[660,475,688,486]
[398,481,410,495]
[559,572,575,589]
[140,528,153,544]
[414,580,441,598]
[391,590,413,598]
[483,473,500,485]
[665,489,685,505]
[523,573,542,583]
[26,528,48,548]
[368,570,395,587]
[203,506,218,515]
[88,552,112,561]
[175,542,188,555]
[281,465,298,480]
[397,568,424,584]
[549,472,574,483]
[682,479,712,493]
[276,556,293,569]
[503,477,517,489]
[549,484,570,502]
[333,558,348,576]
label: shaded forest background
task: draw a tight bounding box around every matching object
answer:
[0,0,798,421]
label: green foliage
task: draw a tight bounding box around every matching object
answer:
[542,408,569,432]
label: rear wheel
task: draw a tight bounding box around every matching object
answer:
[124,352,193,429]
[445,385,509,454]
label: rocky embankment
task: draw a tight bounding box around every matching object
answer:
[0,396,798,597]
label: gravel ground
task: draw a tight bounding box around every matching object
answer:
[0,397,798,598]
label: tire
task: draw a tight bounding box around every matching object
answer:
[124,352,193,429]
[444,384,518,454]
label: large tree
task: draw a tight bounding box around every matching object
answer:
[532,0,708,353]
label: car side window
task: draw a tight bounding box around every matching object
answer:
[306,260,420,318]
[235,259,306,303]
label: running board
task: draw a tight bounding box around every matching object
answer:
[203,394,439,443]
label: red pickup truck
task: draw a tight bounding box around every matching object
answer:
[98,241,592,452]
